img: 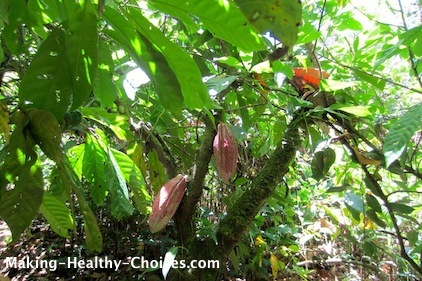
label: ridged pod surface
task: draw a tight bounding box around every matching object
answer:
[149,174,188,233]
[213,123,238,183]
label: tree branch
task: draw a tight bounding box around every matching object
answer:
[174,115,217,244]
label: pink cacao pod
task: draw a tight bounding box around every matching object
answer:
[213,123,238,183]
[149,174,188,233]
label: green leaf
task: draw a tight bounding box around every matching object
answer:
[149,0,266,52]
[334,105,371,117]
[390,203,414,215]
[344,192,364,221]
[66,0,98,110]
[103,8,184,114]
[39,192,74,239]
[383,103,422,167]
[362,241,377,257]
[81,107,131,141]
[205,76,238,95]
[94,41,118,107]
[407,230,419,246]
[352,69,386,90]
[125,7,216,110]
[19,1,98,119]
[25,108,63,162]
[366,209,386,228]
[296,21,321,45]
[320,80,356,91]
[235,0,302,47]
[83,133,109,205]
[18,29,71,118]
[60,159,103,252]
[107,148,134,220]
[110,148,151,214]
[311,148,336,181]
[365,194,382,213]
[0,129,43,242]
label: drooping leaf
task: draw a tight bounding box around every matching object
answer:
[94,40,118,107]
[366,209,386,228]
[383,103,422,167]
[39,192,74,239]
[390,203,414,215]
[25,108,63,162]
[103,8,184,114]
[110,148,151,214]
[18,29,71,118]
[0,129,43,242]
[125,7,216,110]
[19,1,97,119]
[235,0,302,48]
[107,147,134,220]
[365,193,382,213]
[83,133,109,205]
[311,148,336,181]
[65,0,98,110]
[60,159,103,252]
[149,0,266,52]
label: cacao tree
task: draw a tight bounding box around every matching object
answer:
[0,0,421,280]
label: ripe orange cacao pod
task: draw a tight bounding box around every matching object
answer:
[149,174,188,233]
[213,123,238,183]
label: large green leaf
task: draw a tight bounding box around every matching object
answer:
[107,147,134,220]
[19,1,97,119]
[83,133,108,205]
[60,160,102,252]
[94,41,118,107]
[125,7,216,110]
[25,108,63,162]
[39,192,74,239]
[110,148,151,214]
[149,0,266,52]
[0,129,43,242]
[103,8,184,113]
[383,103,422,167]
[234,0,302,48]
[311,148,336,181]
[65,0,98,109]
[81,107,131,141]
[18,29,72,118]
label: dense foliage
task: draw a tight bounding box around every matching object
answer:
[0,0,421,280]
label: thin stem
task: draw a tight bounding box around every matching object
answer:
[397,0,422,89]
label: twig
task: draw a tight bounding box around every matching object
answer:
[397,0,422,89]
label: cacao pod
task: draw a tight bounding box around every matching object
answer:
[149,174,188,233]
[213,123,238,183]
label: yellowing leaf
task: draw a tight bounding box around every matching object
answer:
[352,147,382,166]
[255,235,266,247]
[270,253,280,278]
[0,100,10,142]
